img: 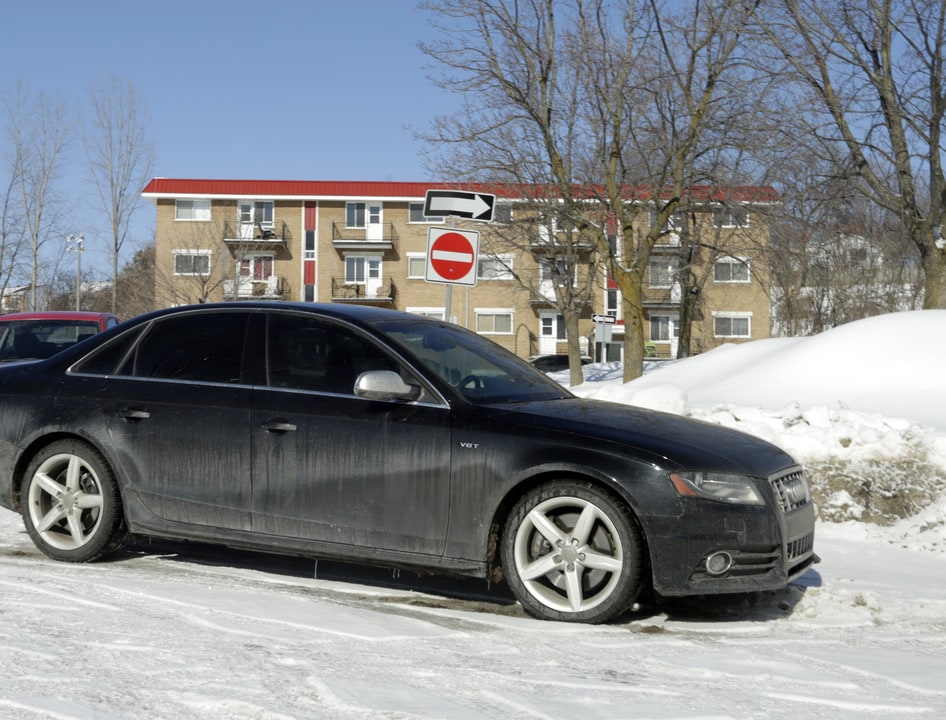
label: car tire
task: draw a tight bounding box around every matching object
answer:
[501,480,645,623]
[21,440,128,562]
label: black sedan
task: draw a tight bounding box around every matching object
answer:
[0,302,816,623]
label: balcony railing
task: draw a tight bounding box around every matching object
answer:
[331,222,398,251]
[330,277,395,303]
[223,221,292,247]
[223,275,286,300]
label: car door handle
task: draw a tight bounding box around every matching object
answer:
[121,408,151,422]
[262,420,297,434]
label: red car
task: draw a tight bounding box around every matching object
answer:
[0,311,121,362]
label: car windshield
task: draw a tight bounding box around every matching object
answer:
[0,320,101,362]
[370,317,572,404]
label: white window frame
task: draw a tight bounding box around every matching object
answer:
[648,258,678,289]
[713,206,749,228]
[714,256,751,283]
[475,309,514,335]
[409,201,444,223]
[605,288,619,317]
[478,254,514,280]
[407,253,427,279]
[713,312,752,338]
[346,202,366,228]
[649,314,679,342]
[175,199,211,221]
[406,307,446,320]
[345,254,381,284]
[173,249,211,276]
[238,253,274,281]
[238,200,274,228]
[539,258,577,287]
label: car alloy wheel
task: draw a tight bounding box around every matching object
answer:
[502,480,644,623]
[22,440,127,562]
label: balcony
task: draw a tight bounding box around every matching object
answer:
[331,277,395,305]
[331,222,398,251]
[223,221,292,249]
[223,275,286,300]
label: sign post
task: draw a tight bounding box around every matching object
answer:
[423,189,493,324]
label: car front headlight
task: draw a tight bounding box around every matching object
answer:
[670,471,765,506]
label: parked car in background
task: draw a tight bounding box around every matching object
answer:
[0,311,120,363]
[528,353,592,373]
[0,302,815,624]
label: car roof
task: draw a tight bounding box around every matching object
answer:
[0,311,117,322]
[126,301,423,325]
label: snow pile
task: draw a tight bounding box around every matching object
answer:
[564,310,946,547]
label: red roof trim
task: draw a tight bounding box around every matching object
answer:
[141,178,780,203]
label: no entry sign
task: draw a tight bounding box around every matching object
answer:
[426,227,480,286]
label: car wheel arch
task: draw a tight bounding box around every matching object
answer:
[12,432,122,512]
[485,468,653,586]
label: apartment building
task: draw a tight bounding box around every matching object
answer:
[142,178,776,361]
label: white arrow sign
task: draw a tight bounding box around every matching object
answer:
[424,190,495,222]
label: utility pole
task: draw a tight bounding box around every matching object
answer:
[66,234,84,311]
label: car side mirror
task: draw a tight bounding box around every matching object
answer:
[354,370,422,402]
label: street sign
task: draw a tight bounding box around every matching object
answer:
[424,190,495,222]
[426,228,480,286]
[592,313,617,324]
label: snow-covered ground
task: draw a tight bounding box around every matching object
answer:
[2,310,945,719]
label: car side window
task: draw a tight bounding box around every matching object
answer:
[127,312,249,384]
[266,313,400,395]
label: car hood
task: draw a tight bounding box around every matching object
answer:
[485,397,797,477]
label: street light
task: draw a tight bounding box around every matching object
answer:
[66,234,84,311]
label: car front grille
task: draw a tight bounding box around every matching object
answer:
[769,469,811,513]
[787,531,814,561]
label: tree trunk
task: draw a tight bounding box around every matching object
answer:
[923,249,946,309]
[564,307,585,387]
[619,273,645,382]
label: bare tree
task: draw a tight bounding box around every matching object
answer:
[758,0,946,309]
[420,0,763,380]
[0,162,27,307]
[86,74,155,314]
[3,83,72,311]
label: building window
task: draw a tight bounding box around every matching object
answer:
[476,310,513,335]
[175,199,211,221]
[714,256,750,283]
[650,208,683,232]
[540,258,575,286]
[407,254,427,278]
[409,201,443,223]
[649,315,679,341]
[714,312,751,338]
[606,289,619,316]
[648,258,678,288]
[713,206,749,228]
[478,254,513,280]
[346,202,366,228]
[345,255,380,284]
[493,202,513,224]
[407,307,445,320]
[239,254,273,281]
[238,200,274,227]
[173,250,211,275]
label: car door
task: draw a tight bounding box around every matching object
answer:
[250,311,451,556]
[97,310,255,531]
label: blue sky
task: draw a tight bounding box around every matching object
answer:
[2,0,455,276]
